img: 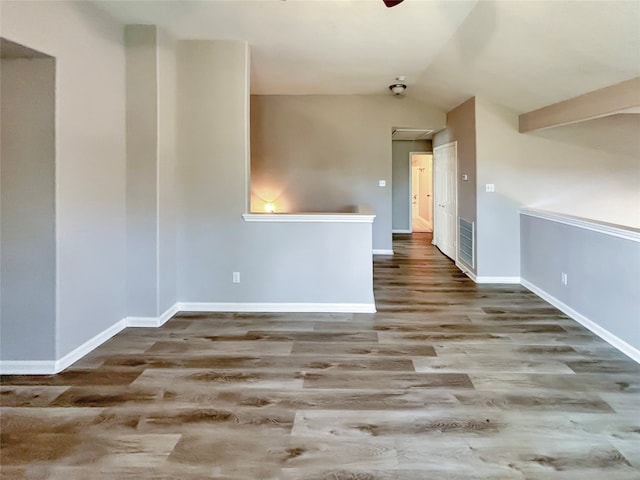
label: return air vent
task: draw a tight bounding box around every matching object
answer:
[458,218,474,268]
[392,128,434,140]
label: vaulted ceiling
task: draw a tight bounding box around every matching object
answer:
[94,0,640,113]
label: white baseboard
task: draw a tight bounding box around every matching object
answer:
[177,302,377,314]
[0,360,57,375]
[0,318,127,375]
[126,303,180,327]
[392,229,412,234]
[456,263,521,285]
[372,249,394,256]
[475,276,521,284]
[55,319,127,372]
[521,278,640,364]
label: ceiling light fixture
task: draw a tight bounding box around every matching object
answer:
[389,76,407,96]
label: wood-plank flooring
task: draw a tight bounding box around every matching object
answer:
[2,233,639,479]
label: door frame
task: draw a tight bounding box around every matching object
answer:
[408,151,432,234]
[432,141,458,261]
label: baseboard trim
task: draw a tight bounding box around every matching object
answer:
[521,278,640,364]
[455,264,521,285]
[0,360,57,375]
[55,319,127,372]
[392,229,412,234]
[475,276,522,284]
[126,303,181,328]
[177,302,377,313]
[372,249,394,256]
[0,318,127,375]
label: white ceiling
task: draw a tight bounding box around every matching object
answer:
[93,0,640,113]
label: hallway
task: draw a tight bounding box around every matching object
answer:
[1,234,639,479]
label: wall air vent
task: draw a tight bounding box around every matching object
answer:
[458,218,474,268]
[392,128,434,140]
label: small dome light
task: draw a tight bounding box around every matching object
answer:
[389,83,407,95]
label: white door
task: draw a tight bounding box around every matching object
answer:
[433,142,457,261]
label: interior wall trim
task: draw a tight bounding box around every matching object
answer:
[242,213,375,223]
[458,266,520,285]
[176,302,377,314]
[0,360,57,375]
[475,276,521,284]
[520,208,640,243]
[125,304,181,327]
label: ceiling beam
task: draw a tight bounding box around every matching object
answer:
[519,77,640,133]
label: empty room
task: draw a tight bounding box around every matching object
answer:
[1,0,639,478]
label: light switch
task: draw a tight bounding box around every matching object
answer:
[485,184,495,192]
[378,180,386,187]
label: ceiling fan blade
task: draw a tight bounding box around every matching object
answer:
[383,0,405,7]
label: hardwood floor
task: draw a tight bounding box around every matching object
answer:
[1,233,639,479]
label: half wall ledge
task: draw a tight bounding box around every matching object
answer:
[242,206,375,223]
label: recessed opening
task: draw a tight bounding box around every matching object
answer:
[1,38,57,360]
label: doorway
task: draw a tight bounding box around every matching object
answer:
[410,152,433,232]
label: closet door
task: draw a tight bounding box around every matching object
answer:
[433,142,457,261]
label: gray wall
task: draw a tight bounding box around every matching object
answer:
[521,213,640,351]
[433,97,477,273]
[177,40,251,302]
[126,25,159,317]
[241,221,374,304]
[1,1,127,359]
[1,56,56,360]
[157,27,178,314]
[125,25,178,318]
[177,41,374,306]
[251,95,446,251]
[391,140,431,232]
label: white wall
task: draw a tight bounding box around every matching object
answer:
[1,1,127,359]
[1,57,56,360]
[251,95,446,251]
[523,114,640,228]
[475,97,640,278]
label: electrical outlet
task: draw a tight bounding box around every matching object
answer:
[233,272,240,283]
[485,183,495,193]
[561,272,568,285]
